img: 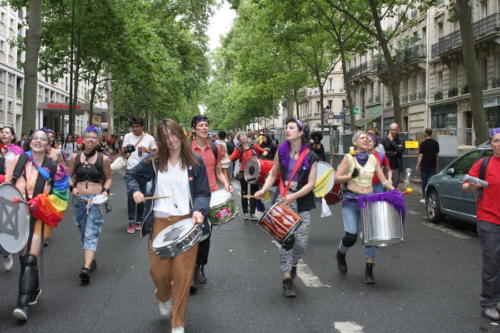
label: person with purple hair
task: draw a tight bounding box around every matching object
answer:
[334,131,395,284]
[255,118,318,297]
[463,128,500,321]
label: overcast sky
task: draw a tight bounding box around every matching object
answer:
[207,1,236,51]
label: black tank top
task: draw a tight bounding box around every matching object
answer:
[74,152,104,184]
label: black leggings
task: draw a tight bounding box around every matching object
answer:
[239,177,259,214]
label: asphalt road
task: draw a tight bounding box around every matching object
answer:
[0,175,499,333]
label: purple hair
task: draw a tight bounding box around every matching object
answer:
[277,141,310,169]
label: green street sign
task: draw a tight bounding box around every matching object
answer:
[353,107,360,115]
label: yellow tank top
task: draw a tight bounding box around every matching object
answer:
[345,154,377,188]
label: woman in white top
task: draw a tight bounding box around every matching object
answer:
[126,119,210,333]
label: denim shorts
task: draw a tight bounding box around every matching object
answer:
[73,195,105,251]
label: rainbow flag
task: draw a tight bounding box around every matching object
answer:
[29,163,70,228]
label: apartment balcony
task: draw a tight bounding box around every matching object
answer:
[434,91,443,101]
[492,78,500,88]
[375,43,426,73]
[401,95,408,104]
[347,61,375,80]
[431,13,500,58]
[409,93,417,102]
[375,96,381,103]
[462,85,470,94]
[483,80,489,90]
[418,91,426,100]
[448,87,458,98]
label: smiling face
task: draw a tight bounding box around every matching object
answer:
[1,127,14,144]
[285,121,303,142]
[30,130,49,153]
[367,136,376,151]
[194,121,209,140]
[165,128,181,152]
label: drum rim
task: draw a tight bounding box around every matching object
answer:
[209,189,232,206]
[0,183,30,254]
[315,161,335,195]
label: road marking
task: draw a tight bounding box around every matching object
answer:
[334,321,364,333]
[408,209,420,215]
[422,222,471,240]
[271,240,331,288]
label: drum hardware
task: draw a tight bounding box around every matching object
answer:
[244,158,277,185]
[11,196,32,207]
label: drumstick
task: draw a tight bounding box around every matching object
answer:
[143,195,170,200]
[243,195,256,199]
[12,197,32,207]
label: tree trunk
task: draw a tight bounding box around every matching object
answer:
[71,53,81,133]
[22,0,42,135]
[88,60,103,125]
[317,75,325,132]
[456,0,488,145]
[105,71,114,135]
[368,0,401,126]
[286,88,294,119]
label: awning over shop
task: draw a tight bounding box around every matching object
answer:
[346,114,381,127]
[37,103,90,115]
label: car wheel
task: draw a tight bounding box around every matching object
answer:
[426,189,443,224]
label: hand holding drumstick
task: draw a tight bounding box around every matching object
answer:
[133,191,170,204]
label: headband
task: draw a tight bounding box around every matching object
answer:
[191,116,209,128]
[368,133,378,144]
[38,127,53,134]
[489,128,500,140]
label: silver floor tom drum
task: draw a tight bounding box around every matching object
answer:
[152,218,202,259]
[0,183,30,254]
[360,201,403,247]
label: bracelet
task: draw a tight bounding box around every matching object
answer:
[102,188,110,195]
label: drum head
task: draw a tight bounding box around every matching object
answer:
[0,184,30,254]
[244,158,260,183]
[316,161,334,194]
[210,189,231,207]
[91,194,108,205]
[152,218,194,248]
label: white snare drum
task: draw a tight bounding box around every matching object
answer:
[152,218,202,259]
[0,184,30,254]
[209,189,238,225]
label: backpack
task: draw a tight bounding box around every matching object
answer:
[209,141,218,160]
[0,156,5,175]
[478,155,490,199]
[377,151,386,165]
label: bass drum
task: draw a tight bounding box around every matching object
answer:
[0,183,30,254]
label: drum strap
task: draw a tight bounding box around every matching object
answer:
[279,148,309,198]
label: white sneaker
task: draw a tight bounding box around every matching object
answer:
[159,300,171,318]
[172,327,184,333]
[419,199,425,203]
[3,254,13,271]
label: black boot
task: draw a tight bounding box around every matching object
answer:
[290,265,297,279]
[365,263,375,285]
[190,268,198,295]
[13,255,39,321]
[282,278,296,297]
[197,265,207,285]
[336,251,347,273]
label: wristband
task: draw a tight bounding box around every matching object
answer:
[102,188,110,195]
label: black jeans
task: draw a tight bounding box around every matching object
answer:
[239,177,259,214]
[197,234,210,266]
[420,168,436,195]
[477,220,500,308]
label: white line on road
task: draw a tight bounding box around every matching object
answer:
[422,222,471,240]
[271,240,331,288]
[408,209,420,215]
[333,321,364,333]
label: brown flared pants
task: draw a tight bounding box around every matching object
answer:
[148,215,198,328]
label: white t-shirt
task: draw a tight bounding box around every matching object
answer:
[153,161,190,217]
[122,132,157,170]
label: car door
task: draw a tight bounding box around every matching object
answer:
[459,149,493,220]
[439,149,483,213]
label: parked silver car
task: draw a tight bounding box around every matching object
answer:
[425,144,492,223]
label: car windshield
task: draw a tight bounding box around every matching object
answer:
[450,150,483,175]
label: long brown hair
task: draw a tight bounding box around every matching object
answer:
[153,118,198,171]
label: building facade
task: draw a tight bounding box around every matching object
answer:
[345,0,500,146]
[0,5,96,138]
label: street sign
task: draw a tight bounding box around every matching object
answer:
[405,141,419,149]
[332,114,345,119]
[353,107,360,115]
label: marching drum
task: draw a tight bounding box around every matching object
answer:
[244,158,276,185]
[0,184,30,254]
[360,201,404,247]
[315,161,335,196]
[208,189,238,225]
[258,201,302,244]
[314,161,342,205]
[324,184,342,205]
[152,218,202,259]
